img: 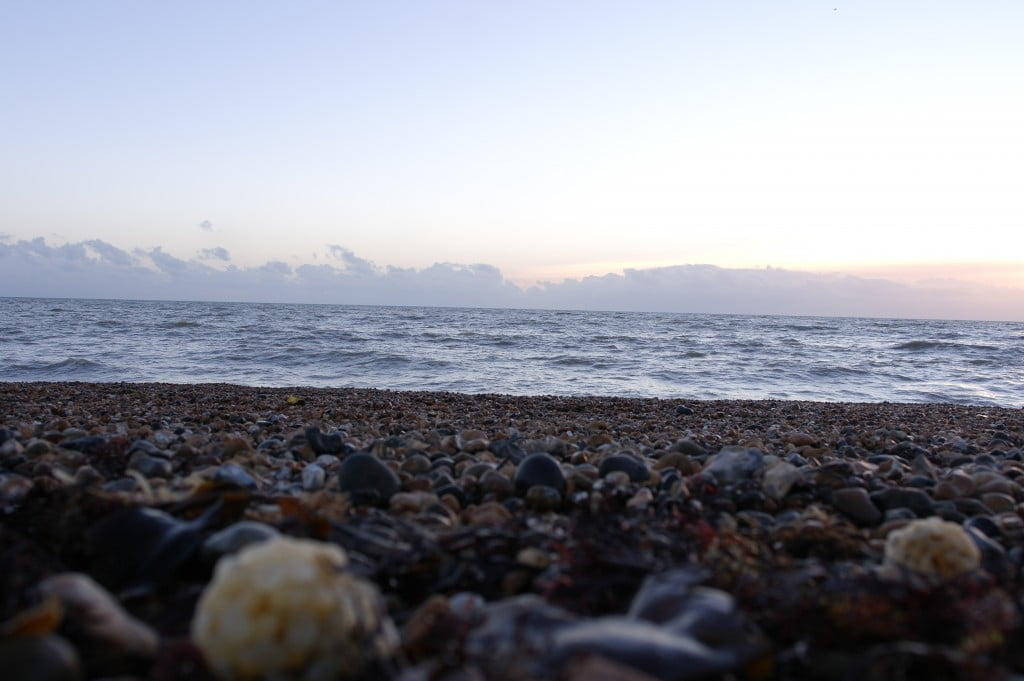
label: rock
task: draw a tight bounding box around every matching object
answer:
[1,473,34,512]
[305,426,345,455]
[192,537,398,681]
[703,446,765,483]
[525,484,563,511]
[127,452,173,479]
[0,634,82,681]
[400,454,432,474]
[598,454,649,483]
[301,463,326,491]
[479,470,514,499]
[654,452,699,475]
[671,439,707,458]
[870,487,935,518]
[882,517,981,579]
[338,453,400,506]
[201,521,280,563]
[40,572,159,658]
[213,463,258,489]
[515,453,566,495]
[832,487,882,526]
[785,432,816,447]
[980,492,1016,514]
[675,405,695,416]
[761,461,801,502]
[548,618,741,680]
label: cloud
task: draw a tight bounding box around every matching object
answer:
[198,247,231,261]
[0,236,1021,321]
[199,220,213,232]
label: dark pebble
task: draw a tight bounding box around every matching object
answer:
[338,452,400,506]
[305,426,345,455]
[869,487,935,517]
[598,454,649,483]
[515,453,566,495]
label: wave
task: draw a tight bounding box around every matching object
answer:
[0,357,109,377]
[892,340,999,352]
[160,320,201,329]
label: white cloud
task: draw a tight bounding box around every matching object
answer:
[198,247,231,261]
[0,237,1020,321]
[199,220,213,232]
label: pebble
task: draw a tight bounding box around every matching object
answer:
[883,516,981,579]
[598,454,650,483]
[338,452,401,505]
[40,572,159,658]
[0,634,82,681]
[832,487,882,526]
[515,453,566,495]
[524,484,563,511]
[702,446,765,482]
[201,521,281,563]
[213,463,258,489]
[192,536,398,680]
[301,463,326,491]
[761,461,801,502]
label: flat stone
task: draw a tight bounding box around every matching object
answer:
[832,487,882,526]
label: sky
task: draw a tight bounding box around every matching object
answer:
[1,1,1022,320]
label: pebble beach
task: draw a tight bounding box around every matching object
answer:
[3,381,1024,680]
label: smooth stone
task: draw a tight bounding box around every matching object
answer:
[305,426,345,454]
[515,453,566,495]
[0,634,82,681]
[671,439,708,458]
[213,463,258,489]
[548,618,739,680]
[980,492,1016,514]
[40,572,159,658]
[338,452,400,506]
[201,521,280,563]
[301,463,326,491]
[490,438,528,464]
[401,454,432,474]
[1,474,34,511]
[654,452,699,475]
[127,452,173,479]
[703,446,765,483]
[870,487,935,517]
[953,497,994,516]
[599,454,650,483]
[761,461,801,502]
[525,484,562,511]
[910,454,938,479]
[832,487,882,526]
[785,432,816,447]
[479,470,515,499]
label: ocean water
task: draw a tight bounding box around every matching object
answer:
[1,297,1022,407]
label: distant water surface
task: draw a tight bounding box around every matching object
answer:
[1,297,1022,407]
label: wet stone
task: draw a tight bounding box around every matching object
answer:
[832,487,882,526]
[213,463,258,489]
[201,521,280,563]
[127,452,173,479]
[479,470,514,499]
[870,487,935,517]
[599,454,650,483]
[301,463,326,491]
[305,426,345,455]
[0,634,82,681]
[703,446,765,483]
[515,452,566,495]
[338,452,401,506]
[525,484,562,511]
[762,461,802,502]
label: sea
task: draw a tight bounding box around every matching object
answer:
[1,297,1022,407]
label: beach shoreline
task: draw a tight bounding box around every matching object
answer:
[2,381,1024,679]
